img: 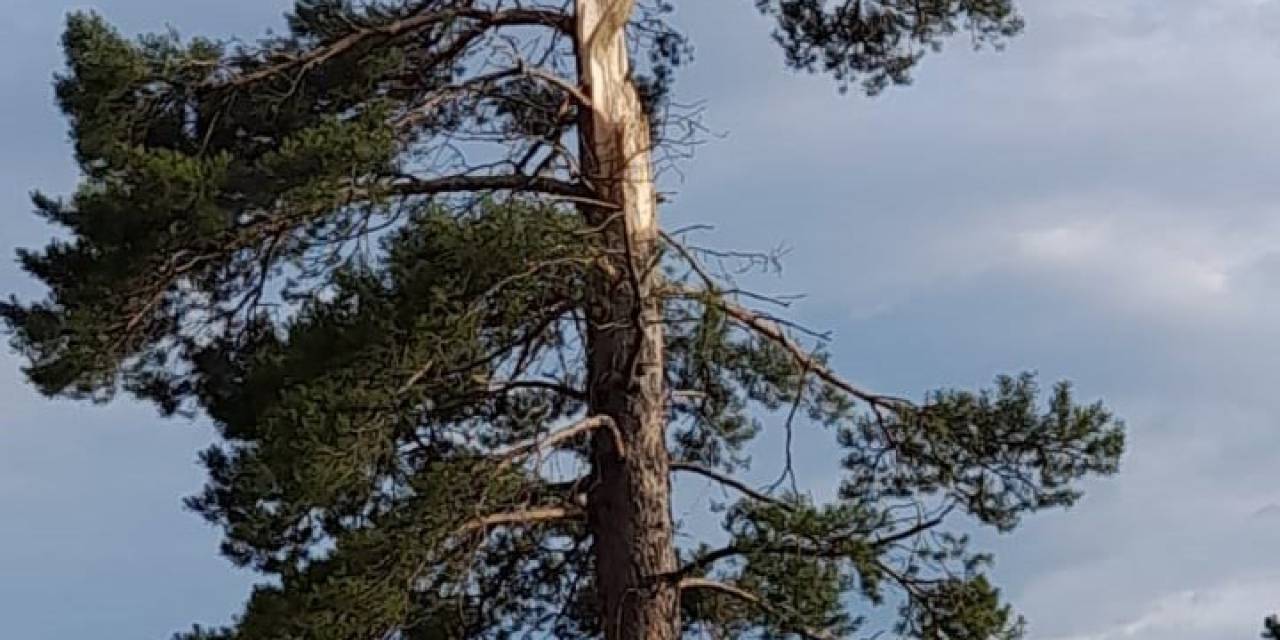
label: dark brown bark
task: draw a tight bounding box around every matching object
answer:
[575,1,680,639]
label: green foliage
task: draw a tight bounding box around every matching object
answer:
[755,0,1024,94]
[189,204,588,575]
[3,2,1124,639]
[840,374,1125,531]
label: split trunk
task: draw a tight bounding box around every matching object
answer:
[574,1,680,638]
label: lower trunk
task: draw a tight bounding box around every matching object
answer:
[585,303,678,640]
[575,1,679,639]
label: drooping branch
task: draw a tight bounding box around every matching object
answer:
[678,577,838,640]
[676,284,907,411]
[203,7,573,91]
[670,462,794,512]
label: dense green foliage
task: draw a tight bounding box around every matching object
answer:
[755,0,1023,93]
[3,2,1122,638]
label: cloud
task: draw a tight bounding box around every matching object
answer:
[1044,578,1280,640]
[1002,195,1280,324]
[667,3,1280,640]
[4,1,1280,639]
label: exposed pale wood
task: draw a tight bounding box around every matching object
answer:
[496,415,624,470]
[574,1,679,639]
[459,506,582,534]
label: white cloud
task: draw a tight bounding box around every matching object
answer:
[1042,578,1280,640]
[1002,195,1277,323]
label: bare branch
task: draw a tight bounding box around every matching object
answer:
[869,503,955,549]
[678,578,839,640]
[516,59,593,108]
[769,354,812,495]
[497,415,624,469]
[392,67,525,130]
[660,229,718,289]
[486,378,587,401]
[458,505,583,535]
[393,62,589,131]
[671,462,794,512]
[385,174,616,208]
[203,8,573,91]
[677,285,908,410]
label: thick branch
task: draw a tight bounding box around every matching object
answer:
[678,578,838,640]
[487,379,587,401]
[671,462,794,512]
[204,7,573,91]
[517,59,594,108]
[458,505,582,534]
[497,415,624,469]
[386,174,614,207]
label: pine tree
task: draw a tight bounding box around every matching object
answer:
[3,2,1124,639]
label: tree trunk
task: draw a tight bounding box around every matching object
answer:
[574,1,679,639]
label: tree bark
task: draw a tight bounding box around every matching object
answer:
[574,1,679,639]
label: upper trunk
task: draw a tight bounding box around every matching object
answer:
[574,1,679,639]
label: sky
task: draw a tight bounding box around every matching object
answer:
[1,1,1278,639]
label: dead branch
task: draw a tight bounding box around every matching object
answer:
[516,59,593,108]
[497,415,624,470]
[203,8,573,91]
[486,378,587,401]
[458,505,583,534]
[660,229,718,290]
[393,61,590,131]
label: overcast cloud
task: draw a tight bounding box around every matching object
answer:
[2,1,1278,639]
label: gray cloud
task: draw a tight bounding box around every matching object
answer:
[3,1,1279,638]
[665,1,1280,638]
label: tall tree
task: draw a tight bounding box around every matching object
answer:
[3,1,1124,638]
